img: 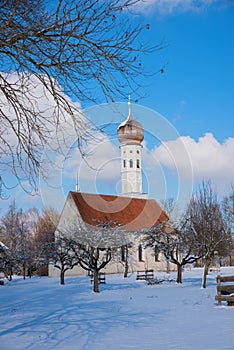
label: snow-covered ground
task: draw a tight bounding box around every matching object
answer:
[0,267,234,350]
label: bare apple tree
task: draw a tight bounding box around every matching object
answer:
[42,236,81,285]
[222,187,234,265]
[56,218,131,292]
[188,181,231,288]
[143,207,202,284]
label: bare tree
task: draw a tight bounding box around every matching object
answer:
[222,187,234,265]
[0,0,161,194]
[0,241,13,280]
[188,181,231,288]
[14,213,35,279]
[147,198,202,283]
[34,208,59,275]
[222,187,234,238]
[93,218,133,279]
[0,202,37,278]
[60,219,130,292]
[143,214,202,284]
[79,244,112,292]
[0,201,20,253]
[34,208,59,246]
[79,227,129,292]
[43,236,80,285]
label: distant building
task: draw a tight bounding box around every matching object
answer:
[49,102,176,277]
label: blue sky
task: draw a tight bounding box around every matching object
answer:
[140,2,234,143]
[1,0,234,214]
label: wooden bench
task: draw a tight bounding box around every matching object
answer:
[136,269,154,280]
[90,272,106,285]
[215,275,234,306]
[209,266,220,273]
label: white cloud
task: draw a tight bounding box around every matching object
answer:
[63,131,234,197]
[46,124,234,201]
[0,72,84,181]
[152,133,234,193]
[0,73,81,144]
[135,0,230,15]
[63,133,120,182]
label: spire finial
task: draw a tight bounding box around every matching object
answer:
[128,95,131,116]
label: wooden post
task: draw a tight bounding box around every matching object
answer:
[216,275,221,306]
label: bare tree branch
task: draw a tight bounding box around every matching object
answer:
[0,0,162,195]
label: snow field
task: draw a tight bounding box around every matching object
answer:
[0,267,234,350]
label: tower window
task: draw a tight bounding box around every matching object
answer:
[123,160,126,168]
[137,159,140,168]
[129,159,133,168]
[130,150,133,153]
[137,150,140,154]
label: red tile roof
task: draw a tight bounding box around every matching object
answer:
[69,192,168,231]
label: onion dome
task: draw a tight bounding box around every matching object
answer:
[118,107,144,144]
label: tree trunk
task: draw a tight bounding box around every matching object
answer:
[93,269,99,293]
[60,270,65,285]
[176,264,182,284]
[23,265,26,280]
[166,260,170,274]
[8,267,13,281]
[202,259,210,288]
[124,259,128,278]
[28,267,32,278]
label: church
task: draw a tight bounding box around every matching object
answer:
[49,102,176,277]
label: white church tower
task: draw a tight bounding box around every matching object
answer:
[117,99,146,199]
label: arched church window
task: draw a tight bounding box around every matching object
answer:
[129,159,133,168]
[137,159,140,169]
[123,160,126,168]
[121,246,127,261]
[155,246,160,261]
[138,244,144,261]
